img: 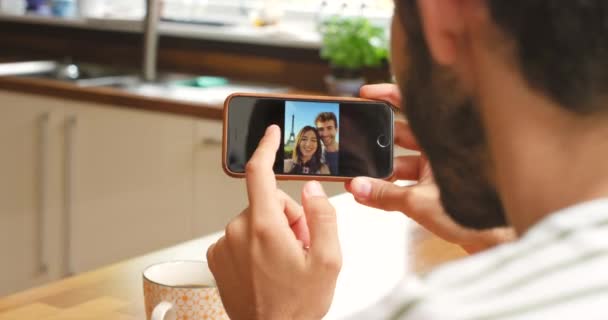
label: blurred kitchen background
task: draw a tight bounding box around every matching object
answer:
[0,0,397,298]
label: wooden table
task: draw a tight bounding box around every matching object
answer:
[0,194,467,320]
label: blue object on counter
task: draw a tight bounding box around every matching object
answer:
[173,76,229,88]
[50,0,76,17]
[26,0,44,11]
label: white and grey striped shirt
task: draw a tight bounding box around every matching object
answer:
[349,198,608,320]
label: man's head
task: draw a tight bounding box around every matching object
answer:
[391,0,608,230]
[315,112,338,147]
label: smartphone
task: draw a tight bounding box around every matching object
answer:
[223,93,394,181]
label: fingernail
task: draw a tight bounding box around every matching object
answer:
[305,181,326,198]
[351,178,372,199]
[266,124,281,136]
[265,125,275,135]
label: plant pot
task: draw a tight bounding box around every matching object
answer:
[324,74,366,97]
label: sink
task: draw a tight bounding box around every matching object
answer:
[96,73,289,105]
[119,81,288,105]
[0,60,139,88]
[0,61,57,77]
[0,60,289,105]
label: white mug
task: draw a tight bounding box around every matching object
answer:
[142,260,228,320]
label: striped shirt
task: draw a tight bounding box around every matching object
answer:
[348,198,608,320]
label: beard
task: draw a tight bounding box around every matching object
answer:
[397,4,508,229]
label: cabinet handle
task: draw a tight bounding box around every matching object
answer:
[37,113,50,275]
[201,137,222,147]
[63,115,78,276]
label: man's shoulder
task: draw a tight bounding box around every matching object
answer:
[394,206,608,319]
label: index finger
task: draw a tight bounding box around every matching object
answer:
[245,125,282,213]
[360,84,402,109]
[395,120,420,151]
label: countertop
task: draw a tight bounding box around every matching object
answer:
[0,76,225,120]
[0,74,300,120]
[0,192,466,319]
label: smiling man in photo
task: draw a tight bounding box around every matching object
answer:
[315,112,339,175]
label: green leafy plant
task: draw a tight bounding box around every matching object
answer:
[319,16,389,76]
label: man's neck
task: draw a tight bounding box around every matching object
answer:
[500,117,608,235]
[476,52,608,235]
[325,142,338,152]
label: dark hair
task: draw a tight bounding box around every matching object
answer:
[315,112,338,129]
[398,0,608,115]
[488,1,608,114]
[290,126,324,174]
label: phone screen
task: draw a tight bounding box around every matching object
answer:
[225,96,393,179]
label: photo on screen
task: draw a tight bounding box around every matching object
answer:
[284,101,340,175]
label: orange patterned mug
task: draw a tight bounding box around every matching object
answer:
[143,261,228,320]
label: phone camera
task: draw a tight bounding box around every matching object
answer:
[377,135,389,148]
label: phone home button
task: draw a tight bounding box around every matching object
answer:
[377,135,389,148]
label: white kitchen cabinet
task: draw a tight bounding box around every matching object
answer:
[0,90,64,296]
[192,120,345,237]
[0,90,196,296]
[0,90,349,296]
[193,119,245,236]
[61,101,195,274]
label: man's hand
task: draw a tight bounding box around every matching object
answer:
[207,125,342,320]
[346,84,516,253]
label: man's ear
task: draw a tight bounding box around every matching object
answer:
[417,0,466,66]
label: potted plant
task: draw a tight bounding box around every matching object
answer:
[319,16,389,96]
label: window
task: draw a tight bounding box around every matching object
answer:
[157,0,392,47]
[161,0,393,24]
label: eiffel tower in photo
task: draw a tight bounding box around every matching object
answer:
[286,114,296,145]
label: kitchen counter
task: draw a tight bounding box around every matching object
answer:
[0,193,466,319]
[0,76,224,119]
[0,75,298,120]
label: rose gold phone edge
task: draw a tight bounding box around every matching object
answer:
[222,92,396,182]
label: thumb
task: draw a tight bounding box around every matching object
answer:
[348,177,410,213]
[302,181,342,269]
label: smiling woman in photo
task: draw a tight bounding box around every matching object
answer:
[284,126,330,175]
